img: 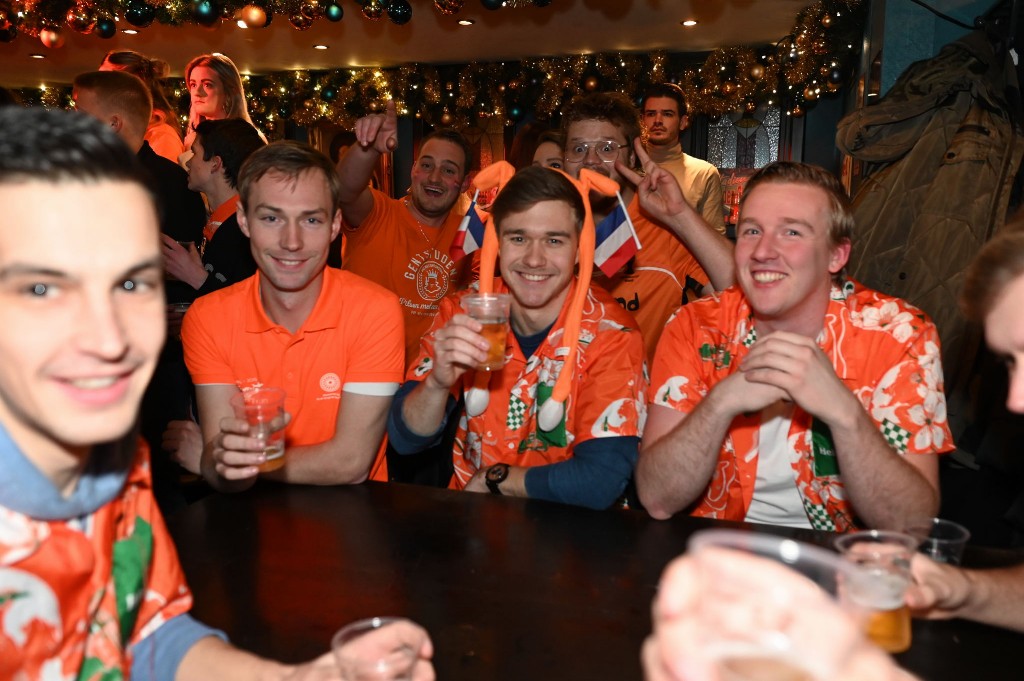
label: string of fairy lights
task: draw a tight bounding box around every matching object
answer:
[9,0,864,134]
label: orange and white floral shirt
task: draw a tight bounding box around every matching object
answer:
[409,280,648,489]
[0,439,195,680]
[649,280,954,532]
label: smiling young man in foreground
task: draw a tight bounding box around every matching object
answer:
[0,107,432,680]
[638,161,953,531]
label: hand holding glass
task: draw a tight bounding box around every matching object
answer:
[460,293,511,371]
[333,617,421,681]
[229,387,286,473]
[904,517,970,565]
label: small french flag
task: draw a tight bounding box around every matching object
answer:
[449,190,487,262]
[593,192,641,277]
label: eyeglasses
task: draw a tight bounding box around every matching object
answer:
[564,140,629,163]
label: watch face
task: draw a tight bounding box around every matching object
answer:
[487,464,509,483]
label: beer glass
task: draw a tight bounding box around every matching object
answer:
[333,616,418,681]
[229,387,286,473]
[905,517,970,565]
[834,530,918,653]
[460,292,512,371]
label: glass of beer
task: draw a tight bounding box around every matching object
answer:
[834,530,918,654]
[229,387,287,473]
[687,530,871,681]
[333,616,418,681]
[460,292,512,371]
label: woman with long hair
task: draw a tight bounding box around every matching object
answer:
[181,53,262,164]
[100,49,183,162]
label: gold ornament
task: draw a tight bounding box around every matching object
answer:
[749,64,765,80]
[241,4,267,27]
[66,4,96,34]
[441,111,453,125]
[791,104,804,117]
[362,0,384,20]
[720,80,737,96]
[745,100,757,114]
[301,0,324,20]
[584,76,599,91]
[433,0,464,15]
[289,12,313,29]
[803,86,819,101]
[821,13,833,27]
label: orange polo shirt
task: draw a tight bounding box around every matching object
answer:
[182,268,404,478]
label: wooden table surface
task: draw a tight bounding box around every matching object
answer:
[166,481,1024,680]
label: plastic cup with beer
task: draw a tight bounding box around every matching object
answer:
[687,530,871,681]
[229,387,287,473]
[460,292,512,371]
[904,517,970,565]
[834,530,918,654]
[332,616,418,681]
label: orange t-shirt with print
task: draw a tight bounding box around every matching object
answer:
[594,196,709,361]
[648,280,955,532]
[0,442,193,679]
[342,189,476,365]
[182,268,405,481]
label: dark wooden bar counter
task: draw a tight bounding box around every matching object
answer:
[166,481,1024,680]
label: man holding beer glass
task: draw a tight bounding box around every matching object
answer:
[638,162,953,531]
[182,142,405,492]
[388,165,647,509]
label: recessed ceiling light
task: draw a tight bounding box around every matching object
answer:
[313,44,329,50]
[29,53,45,59]
[681,19,697,27]
[122,28,137,34]
[458,19,474,26]
[236,20,248,28]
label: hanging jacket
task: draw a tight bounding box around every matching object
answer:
[836,29,1023,392]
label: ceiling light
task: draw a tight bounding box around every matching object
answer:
[29,53,45,59]
[458,19,474,26]
[121,28,137,34]
[236,19,248,28]
[681,19,697,27]
[314,44,329,50]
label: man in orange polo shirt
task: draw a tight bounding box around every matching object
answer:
[338,101,476,365]
[181,142,405,492]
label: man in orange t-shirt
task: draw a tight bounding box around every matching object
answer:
[338,101,476,365]
[561,92,735,360]
[181,141,405,493]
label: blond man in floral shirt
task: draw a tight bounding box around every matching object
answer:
[637,162,952,531]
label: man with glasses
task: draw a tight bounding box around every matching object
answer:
[560,92,734,360]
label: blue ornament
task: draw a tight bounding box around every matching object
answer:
[325,2,343,21]
[194,0,219,26]
[94,17,116,38]
[510,105,523,120]
[481,0,502,9]
[322,86,337,101]
[124,1,156,27]
[387,0,411,24]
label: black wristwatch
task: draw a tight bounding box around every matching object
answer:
[485,463,510,495]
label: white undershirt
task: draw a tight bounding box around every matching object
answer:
[744,400,812,529]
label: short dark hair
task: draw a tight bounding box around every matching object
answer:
[237,140,341,211]
[491,166,584,233]
[74,70,153,133]
[195,118,266,189]
[560,92,642,149]
[641,83,687,117]
[421,128,472,178]
[0,106,149,190]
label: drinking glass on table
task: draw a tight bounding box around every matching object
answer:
[686,530,871,681]
[460,292,512,371]
[834,530,918,654]
[333,617,419,681]
[229,387,287,473]
[904,517,970,565]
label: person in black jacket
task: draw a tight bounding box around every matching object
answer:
[163,118,265,298]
